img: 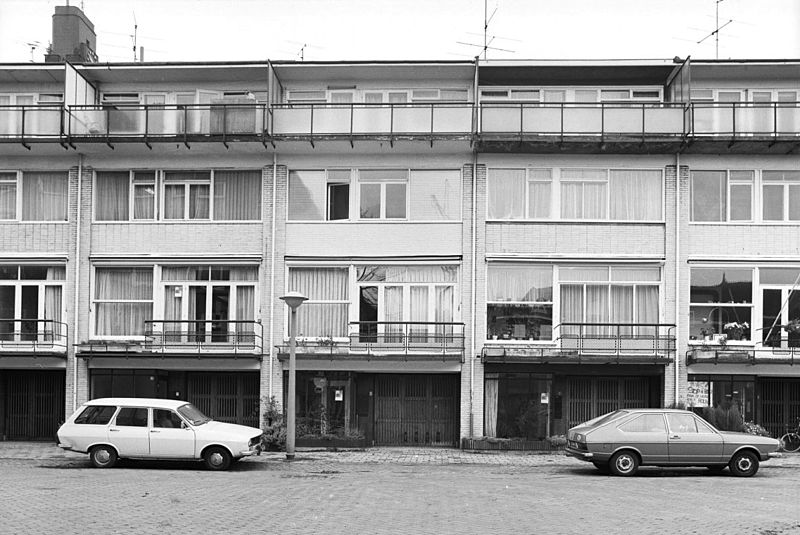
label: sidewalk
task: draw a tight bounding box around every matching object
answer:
[2,441,799,467]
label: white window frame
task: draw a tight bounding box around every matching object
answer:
[286,265,350,341]
[0,170,21,221]
[90,265,154,341]
[762,171,800,223]
[356,170,409,221]
[486,263,554,343]
[0,265,65,342]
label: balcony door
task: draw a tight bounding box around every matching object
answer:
[0,279,62,343]
[142,93,166,135]
[762,287,800,348]
[358,284,454,345]
[0,94,34,135]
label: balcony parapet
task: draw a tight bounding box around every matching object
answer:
[687,344,799,365]
[0,319,68,354]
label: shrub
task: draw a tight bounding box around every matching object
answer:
[702,401,744,432]
[742,421,772,437]
[260,396,286,451]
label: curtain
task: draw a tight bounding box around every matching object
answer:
[288,170,325,220]
[43,286,62,342]
[488,265,552,302]
[488,169,524,219]
[133,184,155,219]
[95,172,130,221]
[409,170,460,221]
[0,174,16,219]
[560,285,583,339]
[22,171,68,221]
[586,285,608,335]
[214,170,261,220]
[236,286,255,343]
[384,265,457,283]
[163,285,182,342]
[435,286,454,339]
[584,182,606,219]
[528,181,551,218]
[636,285,659,337]
[410,286,428,341]
[485,377,499,438]
[691,171,726,222]
[561,182,582,219]
[189,184,210,219]
[610,170,662,220]
[95,268,153,337]
[290,268,348,337]
[163,184,184,219]
[384,286,403,342]
[611,286,634,335]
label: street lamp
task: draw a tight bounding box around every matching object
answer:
[279,291,307,460]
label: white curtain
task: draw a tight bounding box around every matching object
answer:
[410,286,429,340]
[586,285,608,335]
[485,377,499,438]
[0,174,16,219]
[488,169,525,219]
[488,265,552,301]
[95,268,152,336]
[163,285,182,341]
[611,286,634,335]
[384,286,403,341]
[22,171,68,221]
[290,268,348,337]
[528,181,551,218]
[43,286,62,342]
[288,170,325,220]
[236,286,255,342]
[385,265,457,283]
[636,285,659,336]
[214,170,261,220]
[561,169,607,220]
[189,184,209,219]
[95,171,129,221]
[610,170,662,220]
[435,286,454,339]
[163,184,184,219]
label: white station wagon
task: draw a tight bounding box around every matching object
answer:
[57,398,264,470]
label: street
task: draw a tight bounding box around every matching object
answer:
[1,447,799,534]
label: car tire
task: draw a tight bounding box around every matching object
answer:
[729,450,759,477]
[203,446,232,471]
[89,445,118,468]
[609,451,639,477]
[592,462,610,474]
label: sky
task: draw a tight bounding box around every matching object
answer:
[0,0,798,64]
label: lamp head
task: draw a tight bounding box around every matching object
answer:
[280,291,308,310]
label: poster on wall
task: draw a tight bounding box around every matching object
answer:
[687,381,710,407]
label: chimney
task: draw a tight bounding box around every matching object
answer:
[44,5,98,63]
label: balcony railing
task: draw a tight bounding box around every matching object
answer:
[347,321,465,357]
[269,102,474,139]
[0,319,68,353]
[0,105,64,139]
[690,101,800,137]
[144,320,263,355]
[687,340,800,365]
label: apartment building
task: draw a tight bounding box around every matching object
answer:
[1,7,798,444]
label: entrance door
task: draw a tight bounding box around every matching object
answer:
[762,288,800,348]
[373,374,458,446]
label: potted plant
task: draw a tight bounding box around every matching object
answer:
[723,321,749,341]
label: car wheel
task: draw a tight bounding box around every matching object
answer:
[89,445,118,468]
[609,451,639,477]
[729,451,759,477]
[203,446,232,471]
[592,462,610,474]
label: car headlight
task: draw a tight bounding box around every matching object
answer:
[575,433,585,442]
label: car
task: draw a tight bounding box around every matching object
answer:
[57,398,264,471]
[565,408,781,477]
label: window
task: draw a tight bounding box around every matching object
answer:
[163,171,210,220]
[0,265,65,342]
[288,168,460,222]
[560,266,660,336]
[115,407,148,427]
[488,168,661,221]
[17,171,68,221]
[666,413,703,434]
[618,414,666,433]
[487,264,553,341]
[213,170,261,220]
[93,267,153,337]
[762,171,800,222]
[691,170,754,222]
[288,267,349,337]
[0,172,17,220]
[153,409,183,428]
[74,405,116,425]
[161,265,257,343]
[689,268,752,341]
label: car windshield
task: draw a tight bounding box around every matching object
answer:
[582,410,629,428]
[176,403,212,425]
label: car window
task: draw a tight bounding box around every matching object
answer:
[115,407,148,427]
[74,405,116,425]
[177,403,212,425]
[618,414,666,433]
[666,413,698,434]
[693,417,717,434]
[586,410,629,428]
[153,409,183,429]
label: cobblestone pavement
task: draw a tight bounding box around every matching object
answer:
[1,443,799,535]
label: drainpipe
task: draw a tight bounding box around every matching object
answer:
[470,152,478,438]
[72,153,83,411]
[268,152,277,399]
[674,151,680,406]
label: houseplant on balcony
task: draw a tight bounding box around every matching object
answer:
[723,321,749,341]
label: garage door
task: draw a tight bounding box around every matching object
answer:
[187,372,259,428]
[3,370,65,441]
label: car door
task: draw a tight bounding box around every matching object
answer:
[615,413,669,463]
[149,408,196,458]
[108,407,150,456]
[666,413,724,463]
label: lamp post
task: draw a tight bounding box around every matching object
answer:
[279,291,307,460]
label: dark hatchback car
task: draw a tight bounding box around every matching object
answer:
[565,409,780,477]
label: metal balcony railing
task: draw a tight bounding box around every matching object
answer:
[556,323,676,357]
[269,102,474,140]
[348,321,465,356]
[0,319,68,352]
[0,105,65,139]
[690,101,800,137]
[145,320,263,355]
[687,335,800,365]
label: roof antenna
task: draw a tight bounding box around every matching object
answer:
[697,0,732,59]
[132,12,138,62]
[455,1,516,60]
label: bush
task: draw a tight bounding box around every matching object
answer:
[702,401,744,433]
[742,421,772,437]
[260,396,286,451]
[547,435,567,448]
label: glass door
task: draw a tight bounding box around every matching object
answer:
[762,287,800,348]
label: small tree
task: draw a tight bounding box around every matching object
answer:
[260,396,286,451]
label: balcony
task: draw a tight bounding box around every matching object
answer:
[269,103,474,144]
[0,319,68,353]
[687,343,800,366]
[276,321,465,362]
[478,102,687,153]
[688,101,800,152]
[65,103,270,147]
[482,323,676,364]
[0,105,64,145]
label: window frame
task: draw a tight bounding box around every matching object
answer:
[0,170,20,221]
[762,170,800,223]
[356,170,409,221]
[91,265,155,340]
[486,263,554,343]
[0,265,66,341]
[690,169,755,223]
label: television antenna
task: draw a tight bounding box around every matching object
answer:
[697,0,732,59]
[456,0,517,60]
[131,12,138,61]
[285,40,324,61]
[26,41,41,62]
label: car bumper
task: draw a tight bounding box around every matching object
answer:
[565,447,594,461]
[238,445,262,457]
[766,451,782,460]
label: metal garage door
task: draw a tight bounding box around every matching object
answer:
[3,370,65,441]
[187,372,259,428]
[567,376,651,429]
[374,374,458,446]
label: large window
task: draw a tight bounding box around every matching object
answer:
[0,265,65,342]
[93,267,153,337]
[288,267,349,338]
[689,268,752,341]
[0,171,68,221]
[762,171,800,222]
[94,169,260,222]
[487,167,662,221]
[288,168,460,222]
[560,266,660,336]
[487,264,553,341]
[691,170,754,222]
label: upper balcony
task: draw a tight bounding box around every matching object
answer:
[481,323,676,365]
[0,104,65,148]
[276,321,465,362]
[0,319,68,354]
